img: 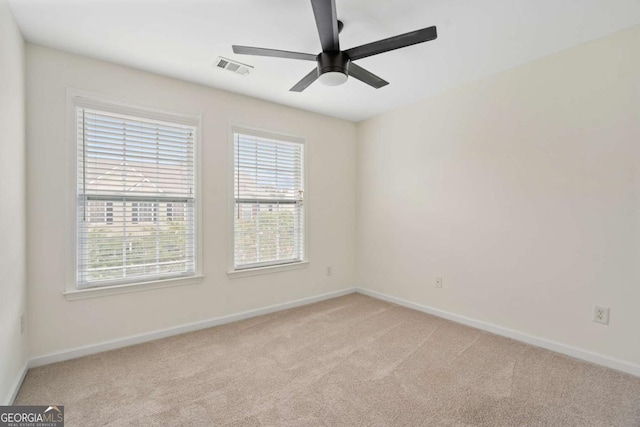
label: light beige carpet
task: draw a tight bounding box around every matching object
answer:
[15,293,640,426]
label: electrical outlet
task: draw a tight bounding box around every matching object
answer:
[20,315,25,334]
[593,306,610,325]
[435,276,443,288]
[326,266,332,276]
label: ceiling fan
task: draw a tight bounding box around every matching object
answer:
[231,0,437,92]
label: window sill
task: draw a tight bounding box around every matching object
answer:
[63,275,204,301]
[227,261,309,279]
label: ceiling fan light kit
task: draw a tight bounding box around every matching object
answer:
[232,0,437,92]
[317,51,349,86]
[319,71,348,86]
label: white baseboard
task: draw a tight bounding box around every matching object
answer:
[29,287,356,368]
[4,362,29,405]
[357,288,640,378]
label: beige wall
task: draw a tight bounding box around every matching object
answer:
[357,27,640,366]
[0,0,27,404]
[20,19,640,373]
[26,45,357,358]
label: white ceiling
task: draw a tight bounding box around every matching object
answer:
[8,0,640,122]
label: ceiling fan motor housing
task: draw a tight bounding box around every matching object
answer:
[317,51,349,77]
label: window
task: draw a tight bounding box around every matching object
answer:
[75,102,198,289]
[233,129,305,270]
[131,202,158,223]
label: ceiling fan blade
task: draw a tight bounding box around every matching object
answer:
[232,45,317,61]
[310,0,340,52]
[290,68,320,92]
[345,26,437,61]
[348,63,389,89]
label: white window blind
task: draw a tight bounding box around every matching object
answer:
[233,131,305,270]
[77,106,197,288]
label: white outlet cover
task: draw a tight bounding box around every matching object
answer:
[593,306,610,325]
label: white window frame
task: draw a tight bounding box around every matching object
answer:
[227,125,309,278]
[64,89,203,301]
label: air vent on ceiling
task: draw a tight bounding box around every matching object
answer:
[215,57,253,76]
